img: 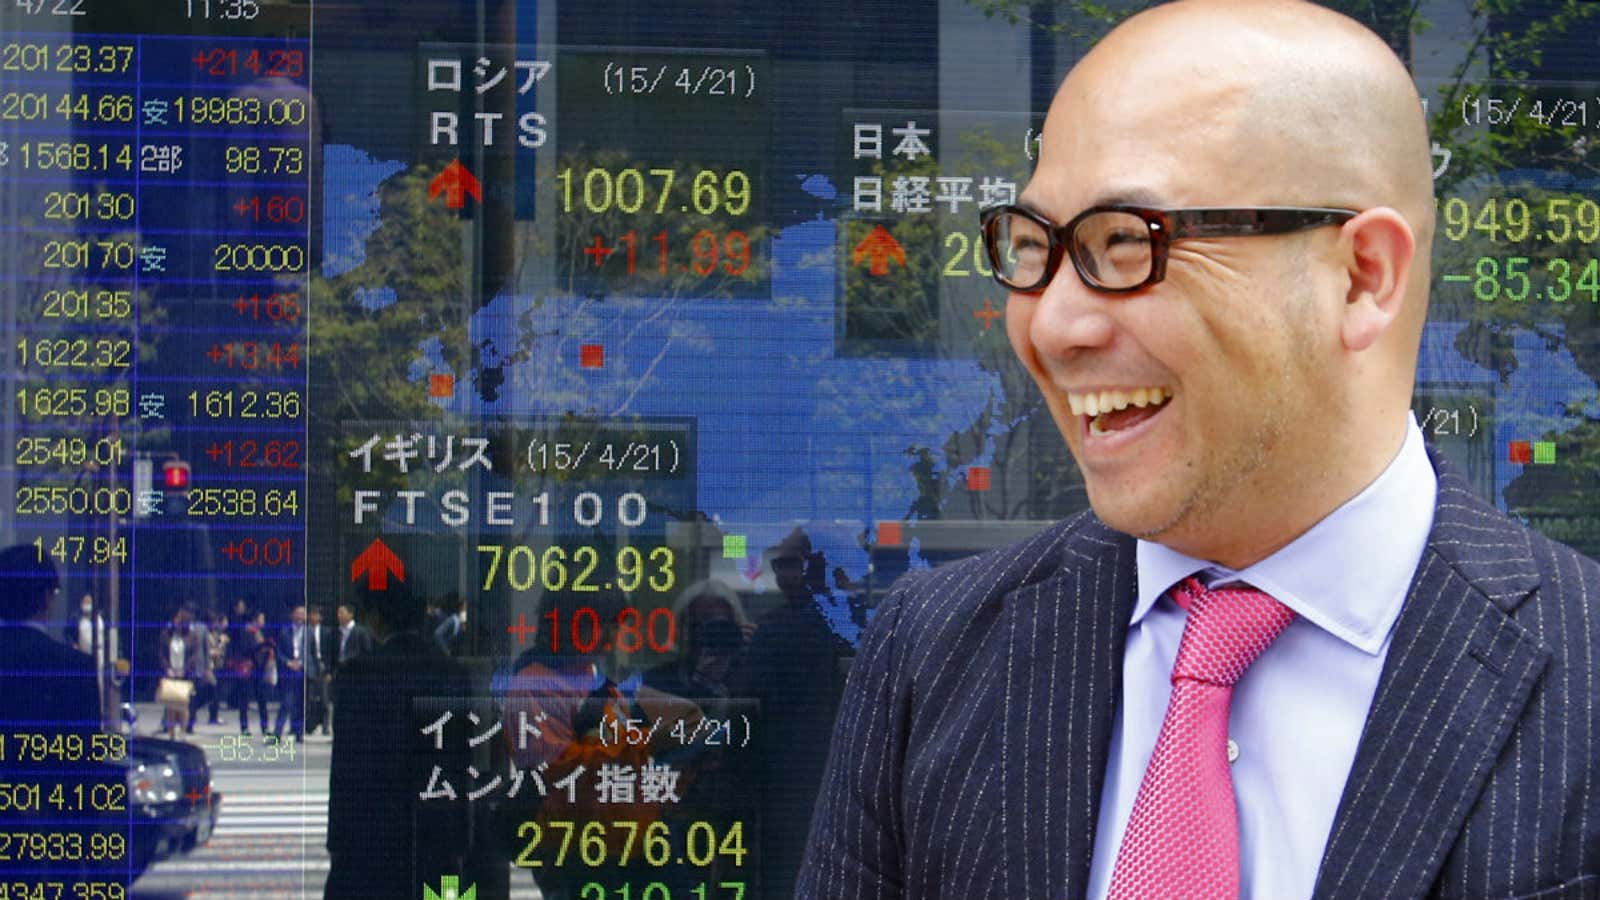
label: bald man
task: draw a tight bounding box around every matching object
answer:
[798,3,1600,899]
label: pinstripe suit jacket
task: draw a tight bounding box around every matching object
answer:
[798,447,1600,900]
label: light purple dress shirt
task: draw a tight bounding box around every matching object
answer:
[1086,414,1438,900]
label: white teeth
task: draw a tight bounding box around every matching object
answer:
[1068,386,1171,420]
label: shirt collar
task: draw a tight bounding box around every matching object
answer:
[1133,413,1436,655]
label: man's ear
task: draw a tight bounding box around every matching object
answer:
[1339,207,1415,352]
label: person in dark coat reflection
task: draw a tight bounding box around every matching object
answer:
[0,545,106,883]
[735,528,850,898]
[0,544,99,731]
[324,578,474,900]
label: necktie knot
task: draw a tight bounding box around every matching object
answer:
[1169,577,1295,687]
[1108,577,1297,900]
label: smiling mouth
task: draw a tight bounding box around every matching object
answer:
[1067,387,1172,436]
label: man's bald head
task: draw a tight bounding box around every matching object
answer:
[1066,1,1432,226]
[1011,0,1437,566]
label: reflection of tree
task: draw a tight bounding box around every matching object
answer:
[308,160,470,578]
[313,161,468,427]
[474,151,771,420]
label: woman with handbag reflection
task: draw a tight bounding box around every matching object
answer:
[156,605,202,738]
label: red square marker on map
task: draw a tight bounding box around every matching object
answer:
[877,521,904,547]
[580,344,605,369]
[429,373,454,397]
[1508,440,1532,464]
[967,466,991,491]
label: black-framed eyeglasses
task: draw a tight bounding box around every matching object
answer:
[978,204,1360,294]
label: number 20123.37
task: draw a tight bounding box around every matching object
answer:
[1442,256,1600,303]
[1,43,131,74]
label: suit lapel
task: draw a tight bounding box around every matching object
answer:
[996,515,1137,900]
[1311,449,1551,900]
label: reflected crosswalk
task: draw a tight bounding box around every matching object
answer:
[133,742,331,896]
[132,735,542,898]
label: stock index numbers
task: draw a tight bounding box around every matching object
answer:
[553,51,770,299]
[3,0,308,748]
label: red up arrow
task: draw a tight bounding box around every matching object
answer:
[351,538,405,591]
[428,160,482,209]
[852,225,906,276]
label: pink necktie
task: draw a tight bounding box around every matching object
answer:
[1106,577,1295,900]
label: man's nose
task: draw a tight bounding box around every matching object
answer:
[1024,273,1118,358]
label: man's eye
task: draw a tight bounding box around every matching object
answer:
[1103,230,1148,247]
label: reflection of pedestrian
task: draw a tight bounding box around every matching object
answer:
[305,607,333,735]
[335,602,373,668]
[73,594,108,657]
[273,605,308,741]
[736,528,849,898]
[238,612,274,735]
[642,582,756,894]
[433,592,467,655]
[200,611,230,725]
[158,606,204,738]
[188,612,214,729]
[325,582,473,900]
[644,579,751,713]
[73,594,115,718]
[0,546,104,883]
[0,546,99,730]
[224,602,253,717]
[331,602,373,733]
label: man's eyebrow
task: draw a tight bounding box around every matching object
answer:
[1013,188,1168,221]
[1090,187,1165,208]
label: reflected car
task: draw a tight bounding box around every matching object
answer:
[127,733,221,881]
